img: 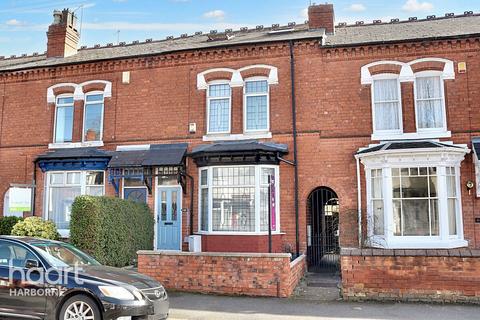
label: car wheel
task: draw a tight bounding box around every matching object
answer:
[59,295,101,320]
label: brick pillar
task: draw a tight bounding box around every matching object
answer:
[401,82,416,133]
[231,86,243,134]
[72,99,84,142]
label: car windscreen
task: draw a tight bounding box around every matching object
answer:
[32,243,101,267]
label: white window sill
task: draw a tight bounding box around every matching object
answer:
[203,132,272,142]
[196,231,285,236]
[48,141,104,149]
[371,130,451,142]
[368,236,468,249]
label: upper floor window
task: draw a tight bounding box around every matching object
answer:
[207,82,231,134]
[83,92,104,142]
[415,72,446,131]
[371,75,402,134]
[244,78,269,132]
[54,95,74,143]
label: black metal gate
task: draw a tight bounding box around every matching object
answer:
[307,187,340,273]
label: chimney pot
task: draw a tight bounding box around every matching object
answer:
[46,8,79,58]
[308,3,335,34]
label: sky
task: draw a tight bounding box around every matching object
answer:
[0,0,478,56]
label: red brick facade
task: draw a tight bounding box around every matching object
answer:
[0,4,480,300]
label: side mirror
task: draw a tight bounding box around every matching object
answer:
[24,259,39,269]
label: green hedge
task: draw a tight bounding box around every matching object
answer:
[0,216,23,235]
[70,196,154,267]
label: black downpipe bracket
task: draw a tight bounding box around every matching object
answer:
[289,40,300,257]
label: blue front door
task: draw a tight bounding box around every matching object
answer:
[157,187,182,250]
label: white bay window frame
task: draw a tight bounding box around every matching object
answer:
[370,74,403,137]
[44,170,105,237]
[360,148,468,249]
[198,165,280,235]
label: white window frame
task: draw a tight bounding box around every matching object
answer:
[53,94,75,144]
[414,70,447,134]
[206,80,232,135]
[243,77,270,133]
[370,74,403,136]
[199,168,209,232]
[82,91,105,143]
[197,165,281,235]
[44,170,105,237]
[364,161,466,249]
[121,170,148,203]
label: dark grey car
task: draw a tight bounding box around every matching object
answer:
[0,236,169,320]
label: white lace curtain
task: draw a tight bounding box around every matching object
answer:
[373,79,400,131]
[416,76,444,129]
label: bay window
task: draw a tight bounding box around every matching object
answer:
[199,165,279,234]
[207,82,231,134]
[366,164,464,248]
[83,92,104,142]
[46,171,104,236]
[392,167,439,236]
[244,78,269,132]
[415,72,446,131]
[54,95,74,143]
[371,75,402,134]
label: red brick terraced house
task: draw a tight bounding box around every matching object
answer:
[1,4,480,301]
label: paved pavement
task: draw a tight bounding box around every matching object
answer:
[168,292,479,320]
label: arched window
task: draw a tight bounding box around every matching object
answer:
[54,94,74,143]
[370,74,403,135]
[243,77,270,133]
[207,81,232,134]
[414,70,447,132]
[83,91,105,142]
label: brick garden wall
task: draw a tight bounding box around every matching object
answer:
[138,251,306,298]
[341,248,480,303]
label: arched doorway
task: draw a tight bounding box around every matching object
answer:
[307,187,339,273]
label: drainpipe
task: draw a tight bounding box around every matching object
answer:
[289,40,300,257]
[356,157,362,248]
[31,159,38,216]
[182,172,195,235]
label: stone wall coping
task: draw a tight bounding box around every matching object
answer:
[138,250,292,258]
[340,247,480,257]
[290,254,306,268]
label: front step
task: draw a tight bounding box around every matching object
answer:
[293,272,342,301]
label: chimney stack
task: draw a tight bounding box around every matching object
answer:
[46,9,79,58]
[308,3,335,34]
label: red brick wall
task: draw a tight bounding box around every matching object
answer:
[341,249,480,303]
[201,234,286,253]
[138,251,306,297]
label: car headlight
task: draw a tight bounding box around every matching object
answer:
[99,286,137,301]
[132,289,144,301]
